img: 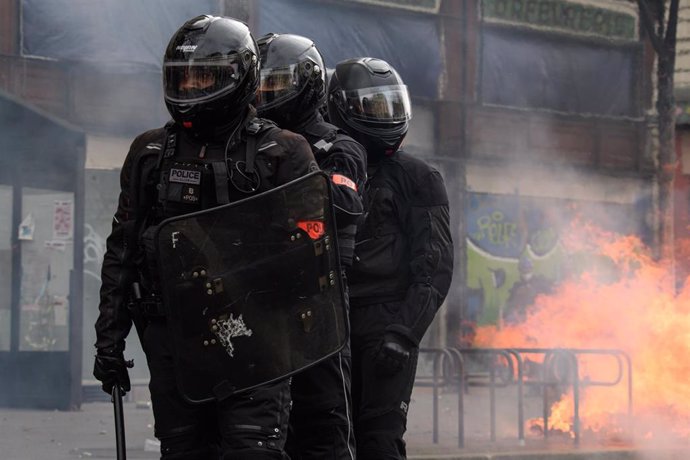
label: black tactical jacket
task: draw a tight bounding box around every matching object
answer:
[348,150,453,345]
[95,115,317,354]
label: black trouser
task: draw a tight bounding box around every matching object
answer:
[285,342,355,460]
[350,302,419,460]
[142,320,291,459]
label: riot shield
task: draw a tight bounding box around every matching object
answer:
[155,171,347,403]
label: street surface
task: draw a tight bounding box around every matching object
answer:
[2,384,689,459]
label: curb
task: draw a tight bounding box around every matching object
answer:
[408,448,690,460]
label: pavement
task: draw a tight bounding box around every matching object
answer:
[2,383,690,460]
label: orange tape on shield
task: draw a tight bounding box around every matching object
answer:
[298,220,325,240]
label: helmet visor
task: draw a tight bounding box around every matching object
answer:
[341,85,411,123]
[255,64,300,108]
[164,57,245,103]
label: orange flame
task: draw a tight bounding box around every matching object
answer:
[475,221,690,441]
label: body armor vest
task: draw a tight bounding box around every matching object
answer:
[137,120,278,290]
[155,121,274,221]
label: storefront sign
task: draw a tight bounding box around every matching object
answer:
[341,0,440,13]
[482,0,637,40]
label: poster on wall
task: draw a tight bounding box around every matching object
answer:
[18,213,35,241]
[52,200,73,240]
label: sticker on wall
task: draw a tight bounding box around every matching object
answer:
[53,200,73,240]
[45,240,67,251]
[53,296,68,327]
[18,213,35,241]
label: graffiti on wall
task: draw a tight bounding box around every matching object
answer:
[83,223,106,282]
[464,192,651,340]
[465,193,563,329]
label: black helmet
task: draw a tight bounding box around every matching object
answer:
[255,33,326,127]
[163,15,259,135]
[327,58,411,159]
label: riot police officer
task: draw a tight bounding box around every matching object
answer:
[93,16,317,459]
[255,33,367,460]
[327,58,454,459]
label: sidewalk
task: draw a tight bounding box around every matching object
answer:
[1,385,689,460]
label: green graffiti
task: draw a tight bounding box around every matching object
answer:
[467,241,564,326]
[473,211,519,248]
[529,227,558,255]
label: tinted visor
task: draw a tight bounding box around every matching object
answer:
[164,57,244,103]
[342,85,411,123]
[255,64,299,108]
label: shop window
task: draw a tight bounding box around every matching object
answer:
[480,26,640,117]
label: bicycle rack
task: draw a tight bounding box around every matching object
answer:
[414,346,632,448]
[416,347,465,447]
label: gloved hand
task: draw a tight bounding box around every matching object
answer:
[374,332,414,377]
[93,351,133,395]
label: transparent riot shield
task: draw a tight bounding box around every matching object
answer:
[155,172,346,403]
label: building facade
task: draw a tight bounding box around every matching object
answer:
[0,0,656,391]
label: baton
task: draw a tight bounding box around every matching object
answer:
[112,385,127,460]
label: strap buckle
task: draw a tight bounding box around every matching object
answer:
[246,121,263,135]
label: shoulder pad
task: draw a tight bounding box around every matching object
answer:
[313,138,333,153]
[304,120,355,155]
[130,127,167,155]
[246,117,279,136]
[303,120,339,141]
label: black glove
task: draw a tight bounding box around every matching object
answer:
[374,332,414,377]
[93,351,133,395]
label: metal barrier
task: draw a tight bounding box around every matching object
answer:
[416,347,465,447]
[461,347,633,447]
[510,348,633,445]
[413,347,632,449]
[454,348,524,444]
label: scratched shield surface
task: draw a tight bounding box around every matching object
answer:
[155,172,347,402]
